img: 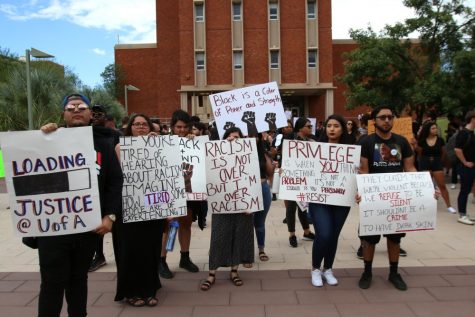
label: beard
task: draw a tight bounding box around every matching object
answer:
[375,123,392,134]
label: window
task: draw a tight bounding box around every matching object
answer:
[307,0,316,19]
[196,52,205,70]
[233,51,243,69]
[195,3,204,22]
[270,51,279,69]
[269,2,278,20]
[308,50,317,68]
[232,2,242,21]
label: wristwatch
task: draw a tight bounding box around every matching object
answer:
[108,214,116,222]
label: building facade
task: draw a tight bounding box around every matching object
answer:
[115,0,363,123]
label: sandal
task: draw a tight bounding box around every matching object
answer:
[145,297,158,307]
[230,269,243,286]
[259,251,269,261]
[127,297,145,307]
[200,273,216,291]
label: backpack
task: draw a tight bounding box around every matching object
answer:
[445,132,458,163]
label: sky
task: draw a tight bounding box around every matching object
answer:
[0,0,472,87]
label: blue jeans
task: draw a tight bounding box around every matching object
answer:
[253,181,272,249]
[308,203,350,269]
[457,165,475,215]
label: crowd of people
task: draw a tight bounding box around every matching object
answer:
[32,93,474,316]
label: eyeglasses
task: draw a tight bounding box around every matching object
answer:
[376,115,394,121]
[304,124,313,128]
[64,103,89,112]
[132,122,148,127]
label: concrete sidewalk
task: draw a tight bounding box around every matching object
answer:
[0,178,475,316]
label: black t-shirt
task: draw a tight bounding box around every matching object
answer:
[418,137,445,157]
[358,133,413,173]
[455,128,475,162]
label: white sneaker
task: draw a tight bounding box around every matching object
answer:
[472,197,475,204]
[458,215,475,225]
[311,268,323,287]
[450,184,456,189]
[447,207,457,214]
[323,269,338,286]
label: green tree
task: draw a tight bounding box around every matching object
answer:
[100,63,124,99]
[82,86,126,122]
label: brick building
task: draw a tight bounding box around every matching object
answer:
[115,0,364,123]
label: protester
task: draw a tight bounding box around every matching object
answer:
[309,114,353,287]
[455,110,475,225]
[346,118,361,144]
[200,127,254,291]
[39,93,123,317]
[416,121,456,214]
[114,113,165,307]
[356,106,417,291]
[285,117,315,247]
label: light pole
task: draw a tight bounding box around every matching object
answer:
[124,84,140,114]
[26,48,54,130]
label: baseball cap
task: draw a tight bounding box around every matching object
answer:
[61,93,91,109]
[91,104,106,113]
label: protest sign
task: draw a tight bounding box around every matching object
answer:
[279,140,361,207]
[1,127,101,237]
[357,172,436,236]
[293,117,317,135]
[204,138,263,213]
[0,150,4,178]
[368,117,414,141]
[120,135,187,222]
[209,82,287,138]
[179,136,207,200]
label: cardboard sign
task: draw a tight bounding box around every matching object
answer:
[293,117,317,135]
[368,117,414,141]
[357,172,437,236]
[1,127,101,237]
[279,140,361,207]
[179,136,208,200]
[209,82,287,138]
[119,135,187,222]
[204,138,263,213]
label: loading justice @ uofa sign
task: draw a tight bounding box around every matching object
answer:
[1,127,101,237]
[357,172,437,236]
[279,140,361,207]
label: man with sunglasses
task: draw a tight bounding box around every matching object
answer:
[38,93,123,317]
[356,106,416,291]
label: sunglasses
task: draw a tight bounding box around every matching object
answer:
[376,115,394,121]
[132,122,149,127]
[64,104,89,112]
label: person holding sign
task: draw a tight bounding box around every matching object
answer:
[356,106,417,291]
[308,115,353,287]
[416,121,457,214]
[113,114,165,307]
[200,127,255,291]
[39,93,123,317]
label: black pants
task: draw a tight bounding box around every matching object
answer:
[285,200,310,233]
[37,232,96,317]
[92,235,104,260]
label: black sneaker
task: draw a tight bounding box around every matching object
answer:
[289,235,298,248]
[282,218,287,224]
[159,260,174,279]
[302,232,315,241]
[399,248,407,257]
[272,194,277,201]
[388,273,407,291]
[358,272,372,289]
[356,246,363,259]
[89,256,106,272]
[179,257,199,273]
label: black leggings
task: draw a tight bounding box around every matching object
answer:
[285,200,310,233]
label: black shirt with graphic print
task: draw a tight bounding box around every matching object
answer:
[358,133,413,174]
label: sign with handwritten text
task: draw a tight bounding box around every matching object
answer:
[1,127,101,237]
[279,140,361,207]
[119,135,187,222]
[357,172,436,236]
[205,138,263,213]
[179,136,208,200]
[209,82,287,138]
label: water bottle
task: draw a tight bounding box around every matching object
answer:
[165,220,179,251]
[271,168,280,194]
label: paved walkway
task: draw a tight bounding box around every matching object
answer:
[0,178,475,316]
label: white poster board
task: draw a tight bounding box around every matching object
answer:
[120,135,187,222]
[205,138,263,213]
[279,140,360,206]
[209,82,287,138]
[357,172,437,236]
[179,136,208,200]
[1,127,101,237]
[293,117,317,135]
